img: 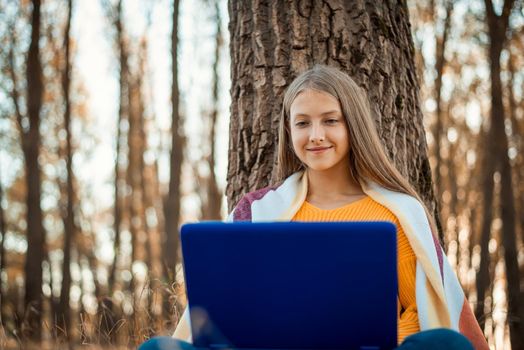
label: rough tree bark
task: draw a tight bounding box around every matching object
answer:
[57,0,74,339]
[480,1,522,349]
[20,0,45,341]
[227,0,442,240]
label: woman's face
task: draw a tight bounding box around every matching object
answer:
[289,89,350,173]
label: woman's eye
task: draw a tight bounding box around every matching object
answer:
[295,121,308,127]
[325,119,339,124]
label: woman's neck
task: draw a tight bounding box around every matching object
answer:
[306,163,364,204]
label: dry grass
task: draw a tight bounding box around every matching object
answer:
[0,279,187,349]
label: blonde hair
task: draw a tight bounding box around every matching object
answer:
[277,65,439,237]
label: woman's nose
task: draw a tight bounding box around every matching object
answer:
[309,124,325,143]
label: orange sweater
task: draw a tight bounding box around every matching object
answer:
[292,196,419,344]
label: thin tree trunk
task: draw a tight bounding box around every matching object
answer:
[507,46,524,350]
[78,229,104,344]
[148,158,165,328]
[227,0,442,240]
[466,205,477,298]
[108,0,128,297]
[57,0,74,340]
[203,0,223,220]
[126,75,141,296]
[138,37,163,329]
[142,160,156,333]
[507,54,523,250]
[22,0,45,341]
[126,56,147,338]
[474,148,495,329]
[6,29,22,335]
[483,1,522,348]
[472,121,493,326]
[77,257,86,341]
[447,139,459,260]
[433,0,453,202]
[163,0,183,323]
[104,0,128,343]
[45,252,57,338]
[498,112,522,350]
[72,207,101,343]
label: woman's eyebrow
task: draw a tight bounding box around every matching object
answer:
[293,110,341,117]
[320,110,341,116]
[292,113,310,118]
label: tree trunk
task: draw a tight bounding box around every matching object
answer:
[227,0,442,239]
[23,0,45,341]
[474,133,495,329]
[57,0,74,339]
[126,45,148,312]
[163,0,183,323]
[79,233,104,344]
[498,113,522,350]
[202,0,223,221]
[433,0,453,203]
[483,0,522,348]
[507,51,523,253]
[145,157,165,328]
[141,154,157,333]
[447,139,459,258]
[508,53,524,334]
[104,0,128,342]
[135,43,164,323]
[126,74,141,295]
[108,0,129,297]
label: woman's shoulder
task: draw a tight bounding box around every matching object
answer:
[364,182,425,213]
[228,172,306,221]
[229,182,284,221]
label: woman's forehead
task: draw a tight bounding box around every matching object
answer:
[290,89,341,116]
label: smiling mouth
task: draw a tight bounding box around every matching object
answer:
[307,146,333,152]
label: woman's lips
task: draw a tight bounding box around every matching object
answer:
[307,146,332,154]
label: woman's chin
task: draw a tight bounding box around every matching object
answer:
[304,163,337,173]
[303,157,350,174]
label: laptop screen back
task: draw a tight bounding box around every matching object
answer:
[181,221,398,350]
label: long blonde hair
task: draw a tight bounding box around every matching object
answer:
[277,65,439,237]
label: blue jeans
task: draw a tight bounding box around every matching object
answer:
[138,328,474,350]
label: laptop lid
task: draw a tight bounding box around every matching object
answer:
[180,221,398,350]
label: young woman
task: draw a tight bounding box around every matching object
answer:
[141,65,487,350]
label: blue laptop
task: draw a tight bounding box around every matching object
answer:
[180,221,398,350]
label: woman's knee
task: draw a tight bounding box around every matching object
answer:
[138,336,195,350]
[398,328,474,350]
